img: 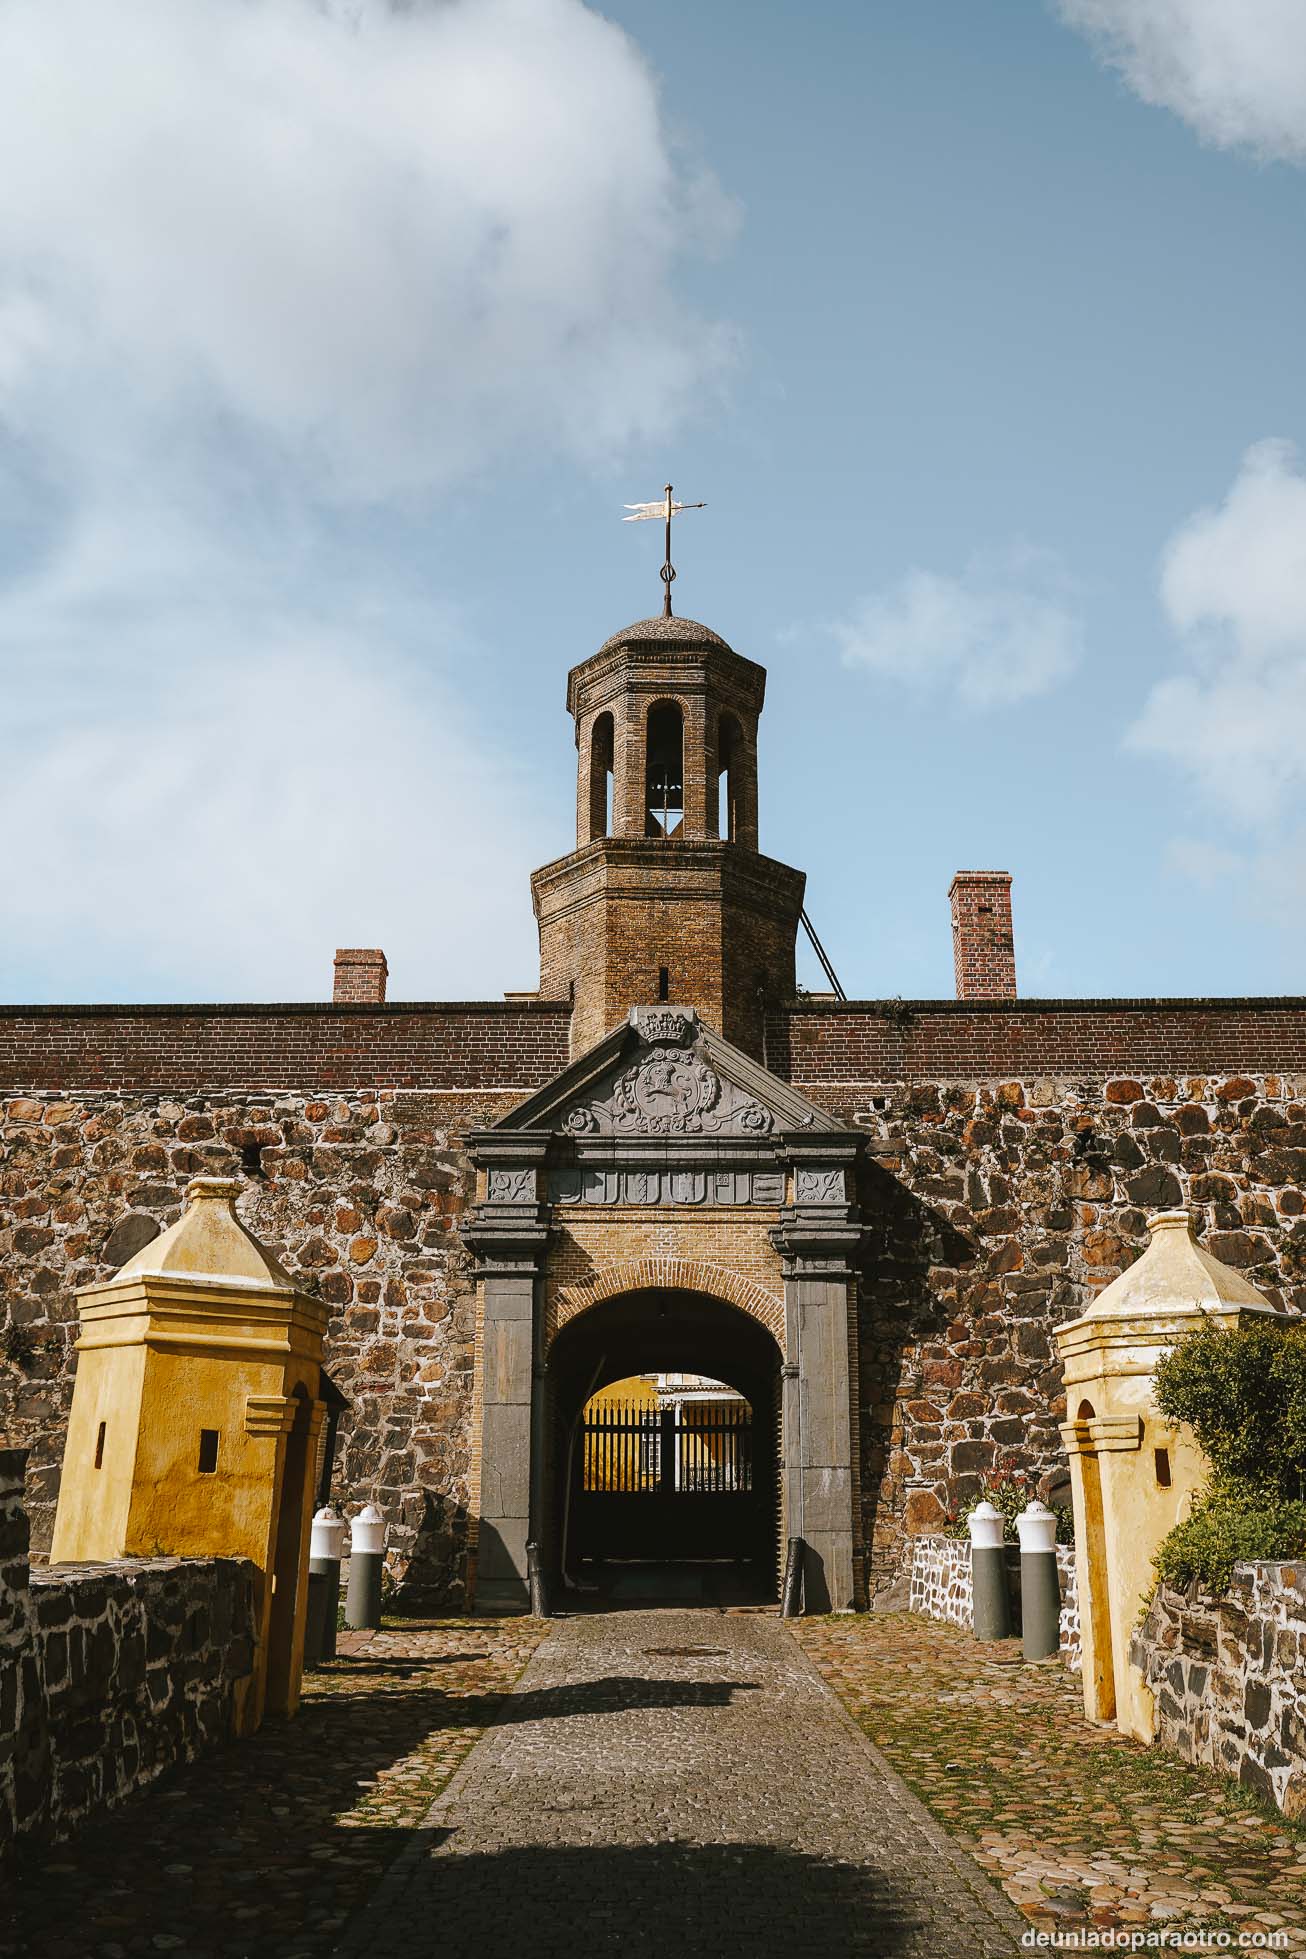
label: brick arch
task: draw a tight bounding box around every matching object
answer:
[550,1256,785,1350]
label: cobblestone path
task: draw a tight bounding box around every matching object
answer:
[337,1609,1023,1958]
[795,1612,1306,1953]
[1,1618,543,1959]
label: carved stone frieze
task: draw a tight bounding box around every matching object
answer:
[547,1166,787,1208]
[794,1166,846,1204]
[487,1167,537,1203]
[562,1041,773,1139]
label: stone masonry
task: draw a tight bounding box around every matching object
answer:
[0,1085,518,1597]
[1,1450,258,1861]
[1132,1563,1306,1820]
[6,1041,1306,1606]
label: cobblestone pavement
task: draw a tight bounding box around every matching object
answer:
[794,1612,1306,1953]
[337,1608,1024,1958]
[2,1617,543,1959]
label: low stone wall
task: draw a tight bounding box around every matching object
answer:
[1132,1563,1306,1819]
[1,1450,259,1861]
[908,1533,1081,1669]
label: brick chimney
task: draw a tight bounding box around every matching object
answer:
[333,948,388,1004]
[948,873,1016,1000]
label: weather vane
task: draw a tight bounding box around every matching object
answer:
[622,484,706,618]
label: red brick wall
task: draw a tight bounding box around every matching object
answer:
[7,998,1306,1093]
[0,1003,572,1093]
[770,999,1306,1084]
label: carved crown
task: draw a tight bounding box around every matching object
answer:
[631,1006,696,1047]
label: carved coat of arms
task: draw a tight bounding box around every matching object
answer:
[612,1045,719,1134]
[562,1033,774,1138]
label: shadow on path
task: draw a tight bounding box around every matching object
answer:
[344,1838,936,1959]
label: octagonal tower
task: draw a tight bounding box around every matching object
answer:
[531,614,806,1060]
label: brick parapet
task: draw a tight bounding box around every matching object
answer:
[770,998,1306,1084]
[8,997,1306,1093]
[0,1002,573,1093]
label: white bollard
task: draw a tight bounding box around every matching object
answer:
[968,1499,1012,1641]
[345,1502,386,1631]
[1016,1499,1060,1662]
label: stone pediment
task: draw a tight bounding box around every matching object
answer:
[491,1007,845,1142]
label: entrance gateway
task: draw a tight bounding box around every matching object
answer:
[462,1004,862,1613]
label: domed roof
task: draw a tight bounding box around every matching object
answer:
[597,615,734,656]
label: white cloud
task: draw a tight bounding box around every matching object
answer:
[0,520,545,1001]
[0,0,737,1001]
[831,547,1081,708]
[1057,0,1306,163]
[1129,440,1306,825]
[0,0,736,497]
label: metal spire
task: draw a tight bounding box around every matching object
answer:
[622,483,706,617]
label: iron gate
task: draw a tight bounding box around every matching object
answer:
[582,1400,752,1494]
[574,1399,760,1563]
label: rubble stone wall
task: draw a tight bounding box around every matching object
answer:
[5,1006,1306,1607]
[907,1532,1081,1667]
[1,1451,257,1859]
[1133,1565,1306,1819]
[0,1085,521,1599]
[823,1066,1306,1598]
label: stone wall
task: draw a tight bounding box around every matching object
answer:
[907,1532,1081,1667]
[6,1009,1306,1607]
[829,1068,1306,1598]
[0,1085,516,1598]
[1132,1565,1306,1819]
[1,1452,258,1860]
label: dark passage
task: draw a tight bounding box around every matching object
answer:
[547,1289,781,1606]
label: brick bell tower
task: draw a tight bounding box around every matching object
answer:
[531,613,806,1061]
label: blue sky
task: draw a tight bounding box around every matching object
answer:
[2,0,1305,1004]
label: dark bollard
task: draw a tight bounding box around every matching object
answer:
[303,1570,331,1669]
[310,1505,346,1660]
[968,1500,1013,1641]
[1016,1500,1061,1661]
[781,1536,805,1618]
[527,1540,551,1618]
[345,1502,385,1631]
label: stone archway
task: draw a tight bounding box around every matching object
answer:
[550,1256,785,1346]
[546,1287,784,1602]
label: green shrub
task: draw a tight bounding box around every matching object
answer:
[1153,1319,1306,1499]
[1152,1477,1306,1594]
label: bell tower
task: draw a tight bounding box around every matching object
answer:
[531,614,806,1060]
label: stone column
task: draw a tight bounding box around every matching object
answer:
[477,1268,539,1613]
[773,1147,862,1614]
[682,692,709,838]
[461,1137,551,1614]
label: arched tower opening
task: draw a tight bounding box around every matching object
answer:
[583,710,615,842]
[645,701,685,837]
